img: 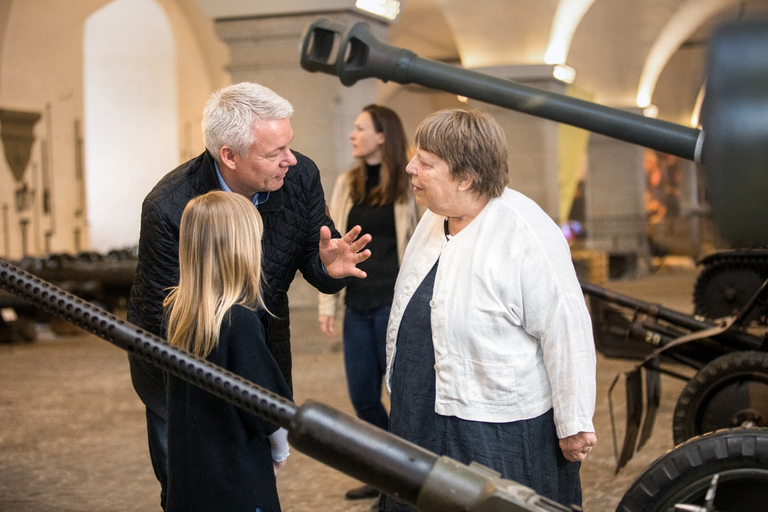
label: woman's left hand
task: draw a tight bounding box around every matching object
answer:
[273,458,287,476]
[559,431,597,462]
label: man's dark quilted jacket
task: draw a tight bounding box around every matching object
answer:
[127,150,348,416]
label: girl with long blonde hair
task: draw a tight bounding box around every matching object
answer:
[163,190,291,512]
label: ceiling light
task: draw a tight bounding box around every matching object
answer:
[356,0,400,21]
[643,105,659,118]
[553,64,576,84]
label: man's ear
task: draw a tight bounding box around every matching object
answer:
[219,146,237,170]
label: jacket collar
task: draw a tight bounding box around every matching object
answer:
[257,186,284,212]
[200,151,222,191]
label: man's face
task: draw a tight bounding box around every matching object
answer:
[224,117,298,197]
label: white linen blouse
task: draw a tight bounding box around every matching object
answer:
[385,188,596,439]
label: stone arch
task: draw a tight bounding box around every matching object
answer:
[83,0,178,251]
[637,0,743,109]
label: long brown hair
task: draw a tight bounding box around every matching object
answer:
[163,191,267,359]
[349,104,411,206]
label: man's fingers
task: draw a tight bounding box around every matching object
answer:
[343,226,372,252]
[352,234,372,252]
[355,248,371,263]
[319,225,332,245]
[343,225,362,242]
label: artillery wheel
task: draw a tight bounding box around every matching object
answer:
[693,260,766,324]
[672,351,768,446]
[616,428,768,512]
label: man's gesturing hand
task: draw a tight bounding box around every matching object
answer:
[319,225,372,279]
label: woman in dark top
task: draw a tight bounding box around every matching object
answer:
[318,105,420,501]
[163,191,292,512]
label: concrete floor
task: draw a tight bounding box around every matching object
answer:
[0,263,701,512]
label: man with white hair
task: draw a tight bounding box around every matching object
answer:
[128,82,371,509]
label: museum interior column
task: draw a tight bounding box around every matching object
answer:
[586,123,651,277]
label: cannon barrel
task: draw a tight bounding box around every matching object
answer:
[0,257,576,512]
[300,18,703,162]
[301,18,768,247]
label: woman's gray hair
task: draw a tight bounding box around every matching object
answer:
[414,109,508,198]
[202,82,294,161]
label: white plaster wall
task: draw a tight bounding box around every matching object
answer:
[0,0,227,259]
[84,0,178,252]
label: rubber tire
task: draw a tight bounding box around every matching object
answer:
[616,428,768,512]
[673,351,768,446]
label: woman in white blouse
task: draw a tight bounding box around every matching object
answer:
[381,108,597,511]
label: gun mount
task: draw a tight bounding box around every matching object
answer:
[582,279,768,471]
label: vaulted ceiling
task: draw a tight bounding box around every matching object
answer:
[383,0,768,125]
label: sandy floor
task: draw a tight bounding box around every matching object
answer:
[0,265,700,511]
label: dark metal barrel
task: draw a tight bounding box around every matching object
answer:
[0,257,296,429]
[300,18,703,162]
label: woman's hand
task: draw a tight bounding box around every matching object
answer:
[319,315,336,337]
[559,431,597,462]
[273,458,287,476]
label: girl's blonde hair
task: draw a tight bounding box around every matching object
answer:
[163,191,266,359]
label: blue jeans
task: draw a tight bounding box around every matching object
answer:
[343,307,390,430]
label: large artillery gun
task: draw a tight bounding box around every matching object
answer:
[300,16,768,511]
[301,15,768,327]
[0,248,136,342]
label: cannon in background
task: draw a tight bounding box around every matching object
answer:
[299,17,768,511]
[0,248,136,342]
